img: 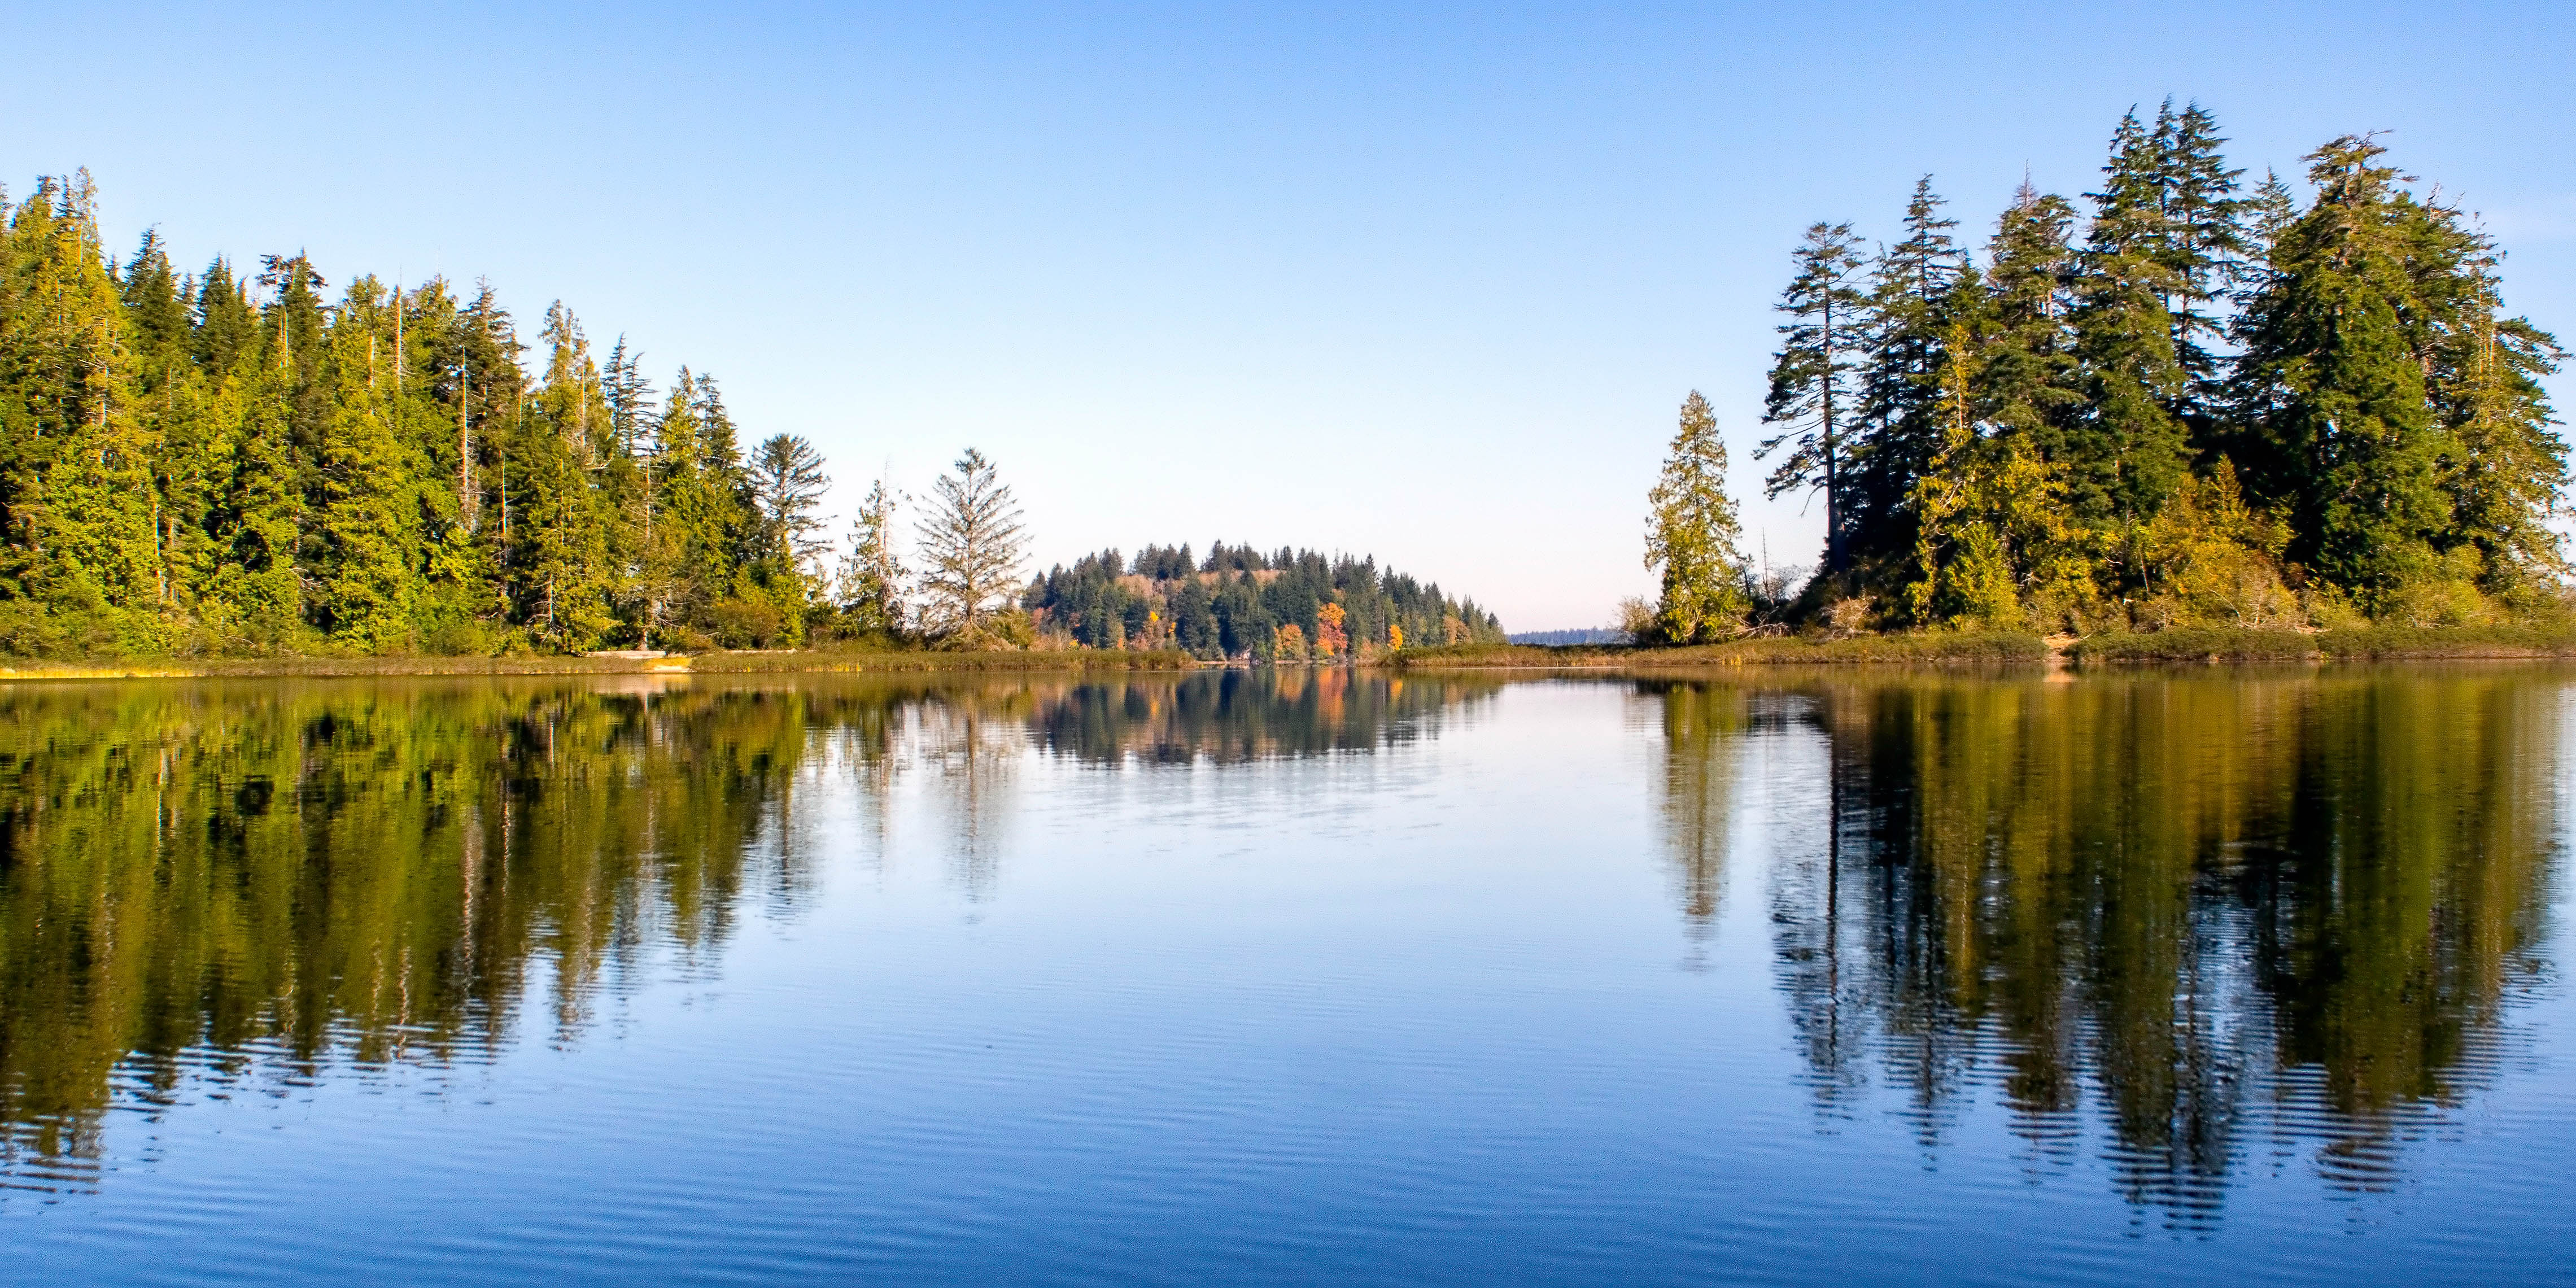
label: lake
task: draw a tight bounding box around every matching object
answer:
[2,667,2570,1285]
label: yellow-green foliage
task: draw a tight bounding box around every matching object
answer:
[2131,465,2299,630]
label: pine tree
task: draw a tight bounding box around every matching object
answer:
[11,174,167,648]
[211,347,308,649]
[190,257,259,381]
[640,368,707,645]
[750,434,829,569]
[832,478,908,638]
[1757,222,1870,574]
[512,303,617,648]
[2231,136,2454,600]
[2067,108,2190,543]
[1850,177,1969,558]
[2438,257,2569,592]
[119,229,190,386]
[1980,183,2081,448]
[915,448,1028,636]
[1645,391,1748,643]
[315,280,421,651]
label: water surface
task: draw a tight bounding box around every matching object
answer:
[2,667,2569,1284]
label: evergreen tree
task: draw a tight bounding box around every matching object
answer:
[1980,182,2082,450]
[1644,391,1748,643]
[189,257,257,380]
[2148,102,2252,426]
[832,478,908,638]
[315,280,421,651]
[211,350,307,648]
[2067,109,2190,536]
[915,448,1028,636]
[1850,177,1969,558]
[2232,136,2460,600]
[1757,221,1870,573]
[119,229,190,386]
[751,433,829,569]
[513,303,617,648]
[2438,259,2569,592]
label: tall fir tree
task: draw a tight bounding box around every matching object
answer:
[2230,136,2458,600]
[315,280,422,652]
[1849,177,1970,559]
[2067,108,2191,547]
[1756,221,1870,573]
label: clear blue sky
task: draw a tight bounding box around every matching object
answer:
[9,3,2571,629]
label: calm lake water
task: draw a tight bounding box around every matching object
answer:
[2,667,2571,1285]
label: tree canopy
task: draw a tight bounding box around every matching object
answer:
[1735,106,2565,633]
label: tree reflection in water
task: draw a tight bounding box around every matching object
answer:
[0,670,1499,1193]
[1649,669,2559,1224]
[1,667,2553,1221]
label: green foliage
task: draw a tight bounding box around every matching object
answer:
[0,172,870,658]
[1023,543,1503,661]
[1757,222,1870,571]
[1644,391,1748,643]
[1751,110,2568,638]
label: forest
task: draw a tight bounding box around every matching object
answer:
[1639,104,2568,644]
[1023,543,1503,661]
[0,174,1503,660]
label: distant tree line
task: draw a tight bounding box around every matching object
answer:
[1022,543,1504,661]
[1643,104,2566,641]
[1510,628,1630,647]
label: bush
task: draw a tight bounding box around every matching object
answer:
[710,596,789,649]
[422,617,494,657]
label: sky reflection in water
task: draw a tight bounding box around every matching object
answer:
[2,668,2570,1285]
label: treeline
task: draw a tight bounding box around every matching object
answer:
[1023,542,1504,661]
[1641,104,2566,642]
[0,172,856,656]
[0,173,1512,660]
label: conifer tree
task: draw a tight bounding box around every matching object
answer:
[119,230,190,384]
[190,258,258,379]
[1756,221,1869,573]
[2147,102,2251,425]
[2439,260,2569,591]
[915,448,1028,636]
[213,350,307,648]
[833,478,908,638]
[1644,391,1748,643]
[308,281,419,649]
[14,174,165,648]
[1980,184,2081,449]
[751,434,829,569]
[2068,108,2190,538]
[1850,177,1969,557]
[513,304,617,648]
[2232,136,2462,599]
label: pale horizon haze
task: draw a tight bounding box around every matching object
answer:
[8,2,2571,630]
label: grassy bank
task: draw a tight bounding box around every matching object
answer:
[1390,631,2049,670]
[0,648,1208,682]
[2071,622,2576,663]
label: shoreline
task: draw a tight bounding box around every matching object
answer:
[5,623,2575,682]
